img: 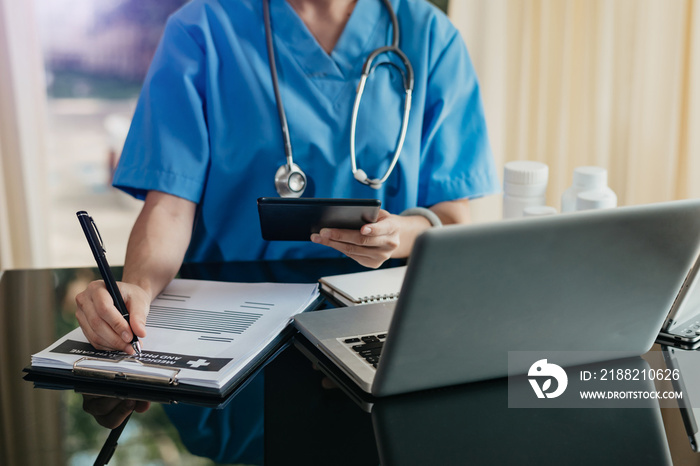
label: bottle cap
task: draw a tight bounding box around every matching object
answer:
[573,166,608,189]
[523,206,558,217]
[576,190,617,211]
[503,161,549,185]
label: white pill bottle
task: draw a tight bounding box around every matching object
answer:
[576,190,618,211]
[561,166,617,213]
[502,161,549,219]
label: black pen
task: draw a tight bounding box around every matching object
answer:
[77,211,142,354]
[94,412,131,466]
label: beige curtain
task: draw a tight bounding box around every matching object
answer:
[0,0,49,269]
[450,0,700,223]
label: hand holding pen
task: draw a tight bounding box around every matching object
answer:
[76,211,143,355]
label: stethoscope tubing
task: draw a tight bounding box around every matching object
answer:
[350,63,413,187]
[264,0,414,194]
[263,0,294,169]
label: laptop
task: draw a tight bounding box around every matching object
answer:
[293,199,700,397]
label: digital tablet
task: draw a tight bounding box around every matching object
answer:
[257,198,381,241]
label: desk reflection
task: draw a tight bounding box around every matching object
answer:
[372,359,673,465]
[76,348,379,466]
[75,356,675,466]
[5,262,700,465]
[81,373,264,465]
[162,373,264,464]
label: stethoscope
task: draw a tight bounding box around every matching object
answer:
[263,0,414,198]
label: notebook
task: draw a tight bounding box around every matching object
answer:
[319,266,406,306]
[294,199,700,397]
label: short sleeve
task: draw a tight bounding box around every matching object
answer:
[112,16,210,203]
[418,31,500,207]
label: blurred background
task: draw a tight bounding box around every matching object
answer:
[0,0,698,270]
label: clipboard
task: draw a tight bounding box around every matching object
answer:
[24,326,296,408]
[26,278,323,404]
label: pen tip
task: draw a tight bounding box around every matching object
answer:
[133,341,142,355]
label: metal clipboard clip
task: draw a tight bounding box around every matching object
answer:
[73,357,181,386]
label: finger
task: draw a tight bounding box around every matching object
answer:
[134,401,151,413]
[82,395,123,417]
[314,230,396,259]
[323,239,391,268]
[120,285,149,339]
[313,235,377,259]
[311,231,394,268]
[89,282,134,342]
[109,399,137,419]
[360,210,395,236]
[75,301,132,352]
[76,282,144,353]
[316,228,383,247]
[97,399,136,429]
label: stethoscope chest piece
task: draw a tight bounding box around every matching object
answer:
[275,163,307,198]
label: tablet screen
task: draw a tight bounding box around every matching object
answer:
[257,198,381,241]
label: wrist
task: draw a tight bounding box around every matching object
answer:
[121,272,155,302]
[391,211,434,259]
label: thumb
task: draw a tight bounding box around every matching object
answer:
[362,209,392,235]
[375,209,391,221]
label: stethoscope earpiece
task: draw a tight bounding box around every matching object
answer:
[353,169,383,190]
[353,168,368,183]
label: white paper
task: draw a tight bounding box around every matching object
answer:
[31,279,319,389]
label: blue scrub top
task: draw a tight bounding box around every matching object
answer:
[113,0,499,263]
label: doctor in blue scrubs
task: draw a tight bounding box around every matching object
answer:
[75,0,499,353]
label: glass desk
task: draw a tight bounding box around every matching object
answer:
[2,259,700,465]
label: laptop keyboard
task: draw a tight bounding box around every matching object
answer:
[340,333,388,369]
